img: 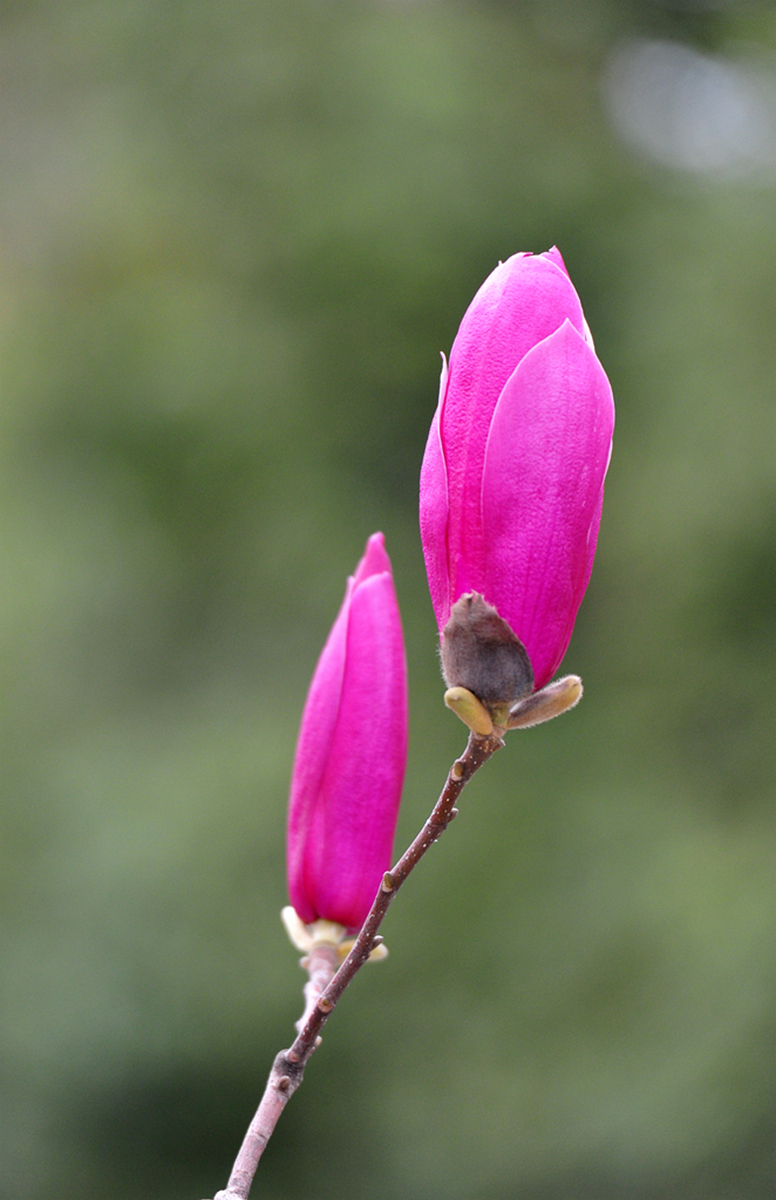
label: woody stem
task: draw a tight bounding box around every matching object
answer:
[210,728,504,1200]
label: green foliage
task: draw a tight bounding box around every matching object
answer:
[2,1,776,1197]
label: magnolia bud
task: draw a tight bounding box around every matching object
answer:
[420,247,614,693]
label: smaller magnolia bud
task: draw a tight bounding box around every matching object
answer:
[440,592,534,709]
[286,533,408,932]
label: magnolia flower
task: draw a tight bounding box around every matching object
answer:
[420,248,614,711]
[286,533,408,933]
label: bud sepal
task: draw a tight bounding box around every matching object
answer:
[438,593,584,735]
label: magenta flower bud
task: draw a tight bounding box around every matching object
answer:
[286,533,408,932]
[420,248,615,695]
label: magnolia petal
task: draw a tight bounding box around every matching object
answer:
[481,320,615,688]
[306,568,408,931]
[441,253,588,599]
[580,476,606,598]
[437,350,449,406]
[543,245,569,276]
[353,529,392,585]
[286,575,354,924]
[546,249,596,348]
[419,401,451,630]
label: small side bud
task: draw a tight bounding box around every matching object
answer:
[507,675,583,730]
[441,593,534,708]
[444,686,494,736]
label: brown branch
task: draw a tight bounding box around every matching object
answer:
[209,728,503,1200]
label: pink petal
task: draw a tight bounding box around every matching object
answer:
[353,530,391,585]
[419,399,451,631]
[306,569,408,930]
[442,253,588,599]
[481,320,614,688]
[544,248,597,349]
[543,245,569,276]
[580,453,609,597]
[287,577,354,924]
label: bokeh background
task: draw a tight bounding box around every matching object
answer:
[2,0,776,1197]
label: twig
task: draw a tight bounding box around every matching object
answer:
[210,728,503,1200]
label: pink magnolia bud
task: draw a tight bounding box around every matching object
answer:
[420,248,615,694]
[287,533,408,932]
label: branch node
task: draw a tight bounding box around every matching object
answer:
[315,1035,322,1048]
[449,807,459,820]
[276,1076,291,1093]
[286,1049,300,1064]
[381,871,395,892]
[451,760,465,780]
[317,995,334,1013]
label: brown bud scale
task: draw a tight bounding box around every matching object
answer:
[441,593,534,707]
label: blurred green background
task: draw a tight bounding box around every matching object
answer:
[2,1,776,1197]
